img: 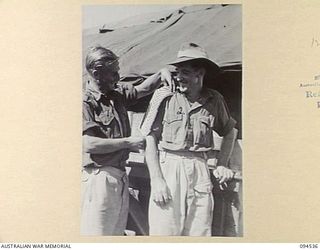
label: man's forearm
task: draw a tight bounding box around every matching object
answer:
[145,133,164,180]
[216,128,238,167]
[83,135,130,154]
[135,71,161,99]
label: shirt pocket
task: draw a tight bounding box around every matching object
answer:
[193,115,214,147]
[162,113,184,143]
[95,110,115,126]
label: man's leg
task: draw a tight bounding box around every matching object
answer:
[80,167,128,236]
[112,173,129,235]
[183,158,213,236]
[148,152,187,236]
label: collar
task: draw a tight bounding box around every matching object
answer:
[176,88,212,112]
[85,80,108,101]
[198,88,211,104]
[177,87,211,104]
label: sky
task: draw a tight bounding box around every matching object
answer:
[82,5,186,29]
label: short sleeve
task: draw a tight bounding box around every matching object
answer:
[213,94,236,136]
[149,100,167,139]
[139,86,173,137]
[83,101,100,135]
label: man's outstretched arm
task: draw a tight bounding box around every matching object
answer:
[134,68,175,99]
[83,134,145,154]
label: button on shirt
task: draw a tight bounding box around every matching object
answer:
[151,88,236,152]
[82,82,135,170]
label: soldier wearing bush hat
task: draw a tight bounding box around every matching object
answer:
[142,42,237,236]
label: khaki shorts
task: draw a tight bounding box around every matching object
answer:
[149,151,213,236]
[80,166,129,236]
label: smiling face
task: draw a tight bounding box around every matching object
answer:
[85,47,120,94]
[175,62,205,97]
[93,59,120,93]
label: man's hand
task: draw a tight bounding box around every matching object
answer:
[151,177,172,208]
[213,166,234,185]
[127,136,145,150]
[160,68,176,92]
[121,82,138,100]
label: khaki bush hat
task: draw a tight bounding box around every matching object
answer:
[168,42,220,75]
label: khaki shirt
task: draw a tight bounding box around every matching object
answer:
[82,82,135,170]
[151,88,236,152]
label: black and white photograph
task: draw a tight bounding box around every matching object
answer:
[82,4,242,236]
[3,0,320,246]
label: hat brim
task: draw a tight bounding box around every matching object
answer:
[168,57,220,76]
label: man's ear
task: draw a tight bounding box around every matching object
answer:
[91,69,100,79]
[195,68,206,82]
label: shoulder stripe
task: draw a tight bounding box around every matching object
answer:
[140,86,173,136]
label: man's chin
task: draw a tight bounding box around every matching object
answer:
[101,85,116,93]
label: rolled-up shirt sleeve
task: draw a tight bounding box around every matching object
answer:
[149,100,166,139]
[213,94,236,137]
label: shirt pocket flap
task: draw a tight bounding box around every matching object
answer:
[164,113,183,124]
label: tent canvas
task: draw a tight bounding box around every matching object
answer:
[82,4,243,236]
[83,4,242,136]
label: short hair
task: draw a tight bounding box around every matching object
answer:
[85,46,118,72]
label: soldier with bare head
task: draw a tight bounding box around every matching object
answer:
[81,46,173,235]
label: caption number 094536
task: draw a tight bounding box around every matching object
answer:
[300,244,318,248]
